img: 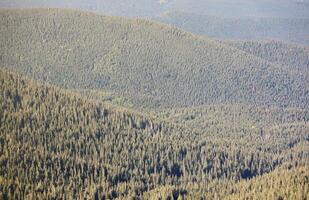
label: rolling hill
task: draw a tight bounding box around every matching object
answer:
[1,8,309,200]
[1,9,308,109]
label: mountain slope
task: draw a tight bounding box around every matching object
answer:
[1,9,308,108]
[225,40,309,71]
[152,104,309,136]
[222,166,309,200]
[1,68,309,199]
[143,166,309,199]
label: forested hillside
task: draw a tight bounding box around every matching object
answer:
[1,7,309,200]
[221,166,309,200]
[151,104,309,135]
[157,11,309,45]
[1,9,309,109]
[1,68,309,199]
[225,40,309,71]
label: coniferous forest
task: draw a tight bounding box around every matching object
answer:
[0,5,309,200]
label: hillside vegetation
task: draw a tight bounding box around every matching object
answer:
[151,104,309,135]
[1,9,309,109]
[222,166,309,200]
[225,40,309,71]
[1,8,309,199]
[1,68,309,199]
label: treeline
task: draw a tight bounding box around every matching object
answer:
[1,69,308,199]
[1,9,308,109]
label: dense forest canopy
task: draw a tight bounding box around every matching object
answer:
[225,40,309,71]
[1,68,308,199]
[0,5,308,200]
[1,9,308,109]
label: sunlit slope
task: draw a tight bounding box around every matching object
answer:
[143,166,309,200]
[0,68,184,199]
[1,9,308,108]
[1,68,309,199]
[221,166,309,200]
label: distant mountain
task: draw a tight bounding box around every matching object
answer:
[1,0,309,18]
[1,9,308,109]
[156,11,309,45]
[0,0,163,17]
[164,0,309,18]
[2,1,308,45]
